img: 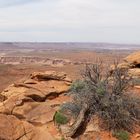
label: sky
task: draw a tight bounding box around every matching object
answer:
[0,0,140,43]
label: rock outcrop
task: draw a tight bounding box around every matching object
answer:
[112,51,140,78]
[0,71,72,140]
[124,51,140,65]
[124,52,140,77]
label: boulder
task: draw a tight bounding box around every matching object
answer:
[124,51,140,65]
[128,68,140,77]
[111,52,140,78]
[0,71,71,100]
[30,71,72,82]
[110,63,131,73]
[117,63,132,69]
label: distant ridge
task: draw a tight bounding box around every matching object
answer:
[0,43,20,49]
[0,42,139,50]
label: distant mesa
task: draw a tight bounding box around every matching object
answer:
[0,56,90,66]
[0,56,71,66]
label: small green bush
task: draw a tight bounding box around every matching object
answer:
[61,62,140,133]
[132,78,140,85]
[113,130,130,140]
[60,137,65,140]
[70,80,87,93]
[54,112,68,125]
[96,86,105,95]
[60,102,81,118]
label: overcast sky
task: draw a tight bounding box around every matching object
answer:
[0,0,140,43]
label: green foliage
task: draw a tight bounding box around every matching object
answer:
[59,61,140,136]
[60,137,65,140]
[70,80,87,93]
[60,102,81,118]
[96,86,106,95]
[132,78,140,85]
[54,112,68,125]
[65,63,140,132]
[113,130,130,140]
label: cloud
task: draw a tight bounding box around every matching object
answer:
[0,0,140,43]
[0,0,43,8]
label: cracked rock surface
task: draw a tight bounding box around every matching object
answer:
[0,71,71,140]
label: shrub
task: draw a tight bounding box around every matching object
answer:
[60,102,81,118]
[113,130,130,140]
[132,78,140,85]
[61,61,140,133]
[60,137,65,140]
[70,80,87,93]
[54,112,68,125]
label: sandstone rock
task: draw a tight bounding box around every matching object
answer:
[13,102,40,119]
[111,63,130,70]
[135,133,140,138]
[0,114,34,140]
[11,102,56,125]
[30,71,72,82]
[1,86,27,98]
[0,56,72,68]
[0,71,71,140]
[43,80,70,93]
[0,94,6,102]
[0,114,56,140]
[26,103,56,125]
[32,125,55,140]
[0,71,71,99]
[24,79,38,84]
[135,86,140,89]
[124,51,140,65]
[128,68,140,77]
[118,63,131,69]
[0,71,71,115]
[85,116,100,134]
[46,95,71,108]
[24,88,46,101]
[21,121,35,140]
[0,95,33,115]
[111,52,140,78]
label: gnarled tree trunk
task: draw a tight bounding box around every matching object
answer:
[60,103,88,137]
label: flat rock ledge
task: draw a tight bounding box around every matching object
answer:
[0,71,72,140]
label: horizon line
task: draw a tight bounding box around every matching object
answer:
[0,41,140,46]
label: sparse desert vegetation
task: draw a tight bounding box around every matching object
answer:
[54,111,68,125]
[0,44,140,140]
[113,130,130,140]
[58,61,140,139]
